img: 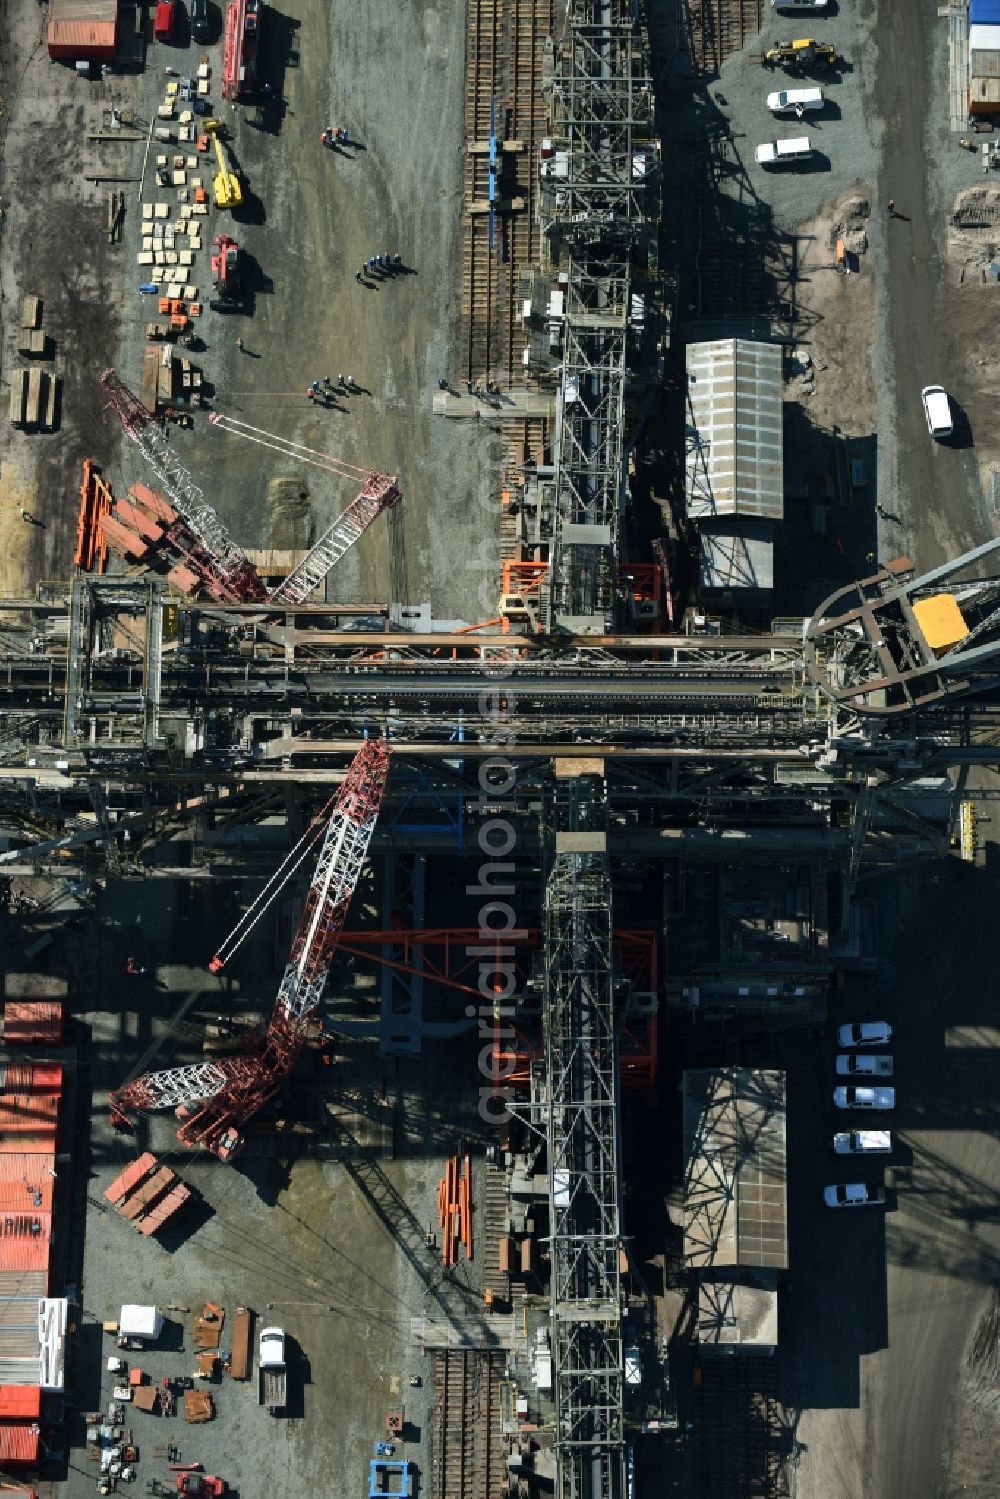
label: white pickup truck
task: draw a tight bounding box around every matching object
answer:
[834,1130,892,1155]
[257,1326,287,1413]
[836,1054,893,1078]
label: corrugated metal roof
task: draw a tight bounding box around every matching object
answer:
[683,1068,788,1270]
[0,1215,51,1272]
[685,340,784,521]
[0,1094,59,1131]
[699,522,774,593]
[3,1005,65,1045]
[0,1181,54,1215]
[0,1155,55,1188]
[970,47,1000,77]
[47,16,118,57]
[0,1422,40,1463]
[0,1349,40,1379]
[970,1,1000,27]
[0,1272,46,1299]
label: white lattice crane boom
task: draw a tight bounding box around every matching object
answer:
[101,375,399,606]
[208,413,401,605]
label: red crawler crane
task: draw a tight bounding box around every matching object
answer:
[110,739,392,1161]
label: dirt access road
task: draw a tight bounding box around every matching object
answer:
[872,0,988,571]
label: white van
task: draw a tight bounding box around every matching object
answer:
[771,0,828,11]
[755,136,813,167]
[766,87,825,116]
[921,385,953,438]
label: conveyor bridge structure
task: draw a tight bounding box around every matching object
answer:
[0,550,1000,870]
[543,774,625,1499]
[540,0,661,633]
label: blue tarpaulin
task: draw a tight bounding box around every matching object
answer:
[971,0,1000,25]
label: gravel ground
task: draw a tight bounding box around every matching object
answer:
[55,866,494,1499]
[715,5,878,233]
[106,0,495,623]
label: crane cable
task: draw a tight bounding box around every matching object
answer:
[208,791,339,972]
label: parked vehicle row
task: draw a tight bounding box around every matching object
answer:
[757,6,835,169]
[826,1019,894,1207]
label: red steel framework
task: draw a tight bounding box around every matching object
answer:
[110,739,392,1160]
[335,925,659,1092]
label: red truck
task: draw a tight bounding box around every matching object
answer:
[154,1,176,41]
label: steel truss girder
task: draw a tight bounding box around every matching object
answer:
[544,797,625,1499]
[552,5,653,242]
[268,473,401,606]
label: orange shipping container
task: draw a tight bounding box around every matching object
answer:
[3,1003,65,1046]
[0,1423,41,1464]
[0,1389,41,1421]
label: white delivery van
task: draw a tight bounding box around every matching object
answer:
[771,0,828,11]
[921,385,953,438]
[766,87,825,116]
[755,137,813,167]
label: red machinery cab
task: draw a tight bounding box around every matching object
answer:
[154,1,176,41]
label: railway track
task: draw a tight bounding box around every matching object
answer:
[432,1348,507,1499]
[688,0,763,77]
[462,0,555,387]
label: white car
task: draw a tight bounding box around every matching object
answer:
[766,88,825,117]
[834,1131,892,1154]
[755,136,813,167]
[833,1085,895,1110]
[836,1054,893,1077]
[921,385,953,438]
[823,1183,886,1208]
[837,1021,892,1047]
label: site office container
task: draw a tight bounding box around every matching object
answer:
[0,1389,42,1422]
[46,0,118,61]
[0,1063,64,1094]
[0,1423,41,1465]
[2,1003,66,1046]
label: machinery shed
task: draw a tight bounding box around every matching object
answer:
[696,1271,779,1355]
[682,1067,788,1270]
[47,0,118,60]
[685,339,784,521]
[698,518,774,597]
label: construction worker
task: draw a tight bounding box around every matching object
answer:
[236,336,244,352]
[346,374,355,389]
[355,270,362,284]
[888,198,896,217]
